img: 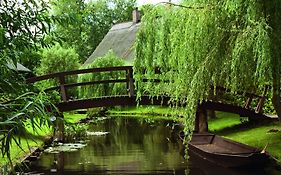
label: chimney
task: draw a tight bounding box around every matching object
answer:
[132,8,141,23]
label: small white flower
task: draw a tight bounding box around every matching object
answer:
[50,116,56,122]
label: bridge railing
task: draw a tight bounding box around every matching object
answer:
[27,65,267,114]
[27,66,135,102]
[211,86,268,114]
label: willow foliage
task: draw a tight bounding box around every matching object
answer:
[78,51,126,98]
[134,1,281,133]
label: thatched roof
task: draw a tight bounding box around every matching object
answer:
[83,21,140,66]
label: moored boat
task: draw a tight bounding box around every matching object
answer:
[188,133,269,167]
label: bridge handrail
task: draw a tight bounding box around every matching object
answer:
[44,79,128,92]
[27,66,134,102]
[26,66,133,83]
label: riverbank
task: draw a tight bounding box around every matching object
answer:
[0,113,88,170]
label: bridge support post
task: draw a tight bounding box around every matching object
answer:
[255,86,268,114]
[127,67,135,97]
[194,106,208,133]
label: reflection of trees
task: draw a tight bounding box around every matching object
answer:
[34,117,188,173]
[85,117,187,171]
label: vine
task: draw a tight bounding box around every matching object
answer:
[134,1,281,135]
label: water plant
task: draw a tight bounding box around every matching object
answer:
[64,124,88,141]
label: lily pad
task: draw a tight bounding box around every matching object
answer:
[44,143,86,153]
[86,131,109,136]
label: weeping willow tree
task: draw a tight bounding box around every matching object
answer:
[134,1,281,133]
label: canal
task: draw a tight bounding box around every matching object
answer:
[24,117,279,175]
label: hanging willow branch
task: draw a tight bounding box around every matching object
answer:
[134,0,281,133]
[157,2,211,9]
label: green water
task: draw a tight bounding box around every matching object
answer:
[24,117,279,175]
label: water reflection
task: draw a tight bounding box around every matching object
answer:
[26,117,278,175]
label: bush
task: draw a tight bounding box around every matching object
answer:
[78,51,126,98]
[36,44,80,97]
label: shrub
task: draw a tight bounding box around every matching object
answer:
[36,44,80,97]
[78,51,126,98]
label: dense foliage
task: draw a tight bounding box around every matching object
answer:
[49,0,136,62]
[78,51,126,98]
[37,44,80,76]
[0,0,53,69]
[36,44,80,98]
[0,0,56,164]
[134,1,281,133]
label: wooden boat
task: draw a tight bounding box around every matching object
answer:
[188,133,269,168]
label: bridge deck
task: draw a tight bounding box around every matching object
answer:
[57,95,268,120]
[57,95,171,112]
[201,101,268,120]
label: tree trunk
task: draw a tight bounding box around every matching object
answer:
[194,107,208,133]
[207,110,216,119]
[272,93,281,121]
[272,66,281,122]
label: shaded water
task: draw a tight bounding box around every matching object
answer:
[25,117,278,175]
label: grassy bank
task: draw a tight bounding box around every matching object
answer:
[0,124,51,167]
[209,113,281,162]
[0,113,87,168]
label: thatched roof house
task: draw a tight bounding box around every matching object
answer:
[83,10,141,66]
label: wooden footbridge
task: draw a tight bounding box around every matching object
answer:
[27,66,269,132]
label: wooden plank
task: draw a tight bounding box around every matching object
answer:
[244,97,253,109]
[255,86,268,113]
[255,96,266,114]
[126,69,130,94]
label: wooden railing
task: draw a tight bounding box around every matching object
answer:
[212,86,268,114]
[27,66,268,115]
[27,66,135,102]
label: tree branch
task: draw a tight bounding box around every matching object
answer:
[157,2,210,9]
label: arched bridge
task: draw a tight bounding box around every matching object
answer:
[27,66,171,112]
[26,66,269,122]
